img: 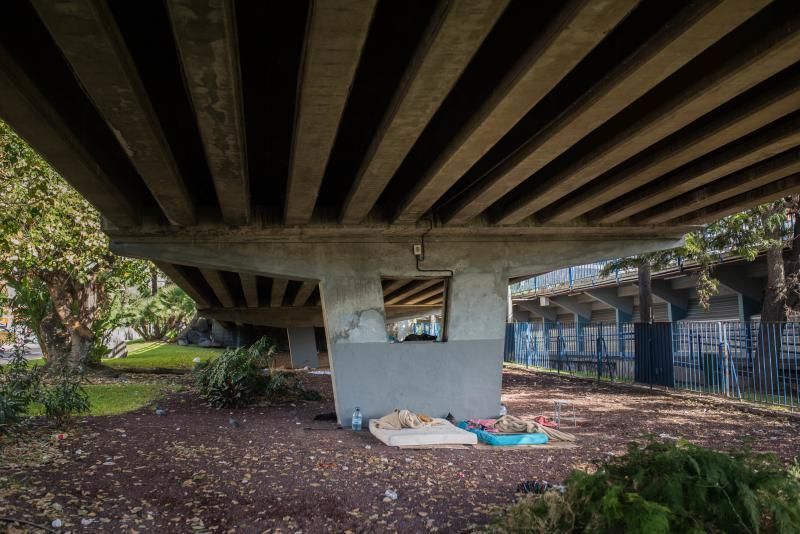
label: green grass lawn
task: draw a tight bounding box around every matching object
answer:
[28,382,180,417]
[102,341,223,371]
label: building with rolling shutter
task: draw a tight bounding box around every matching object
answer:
[511,251,776,325]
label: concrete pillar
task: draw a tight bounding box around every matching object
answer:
[321,272,506,426]
[287,327,319,368]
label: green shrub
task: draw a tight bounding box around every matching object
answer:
[265,371,323,402]
[0,338,41,434]
[38,373,90,427]
[194,337,276,408]
[493,440,800,534]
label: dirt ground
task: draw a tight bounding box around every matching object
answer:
[2,368,799,533]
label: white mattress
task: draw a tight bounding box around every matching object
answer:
[369,418,478,447]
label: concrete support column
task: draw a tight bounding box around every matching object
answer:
[287,327,319,368]
[321,272,507,425]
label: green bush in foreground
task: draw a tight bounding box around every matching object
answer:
[194,337,276,408]
[494,440,800,534]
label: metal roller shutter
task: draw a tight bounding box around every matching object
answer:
[591,308,617,323]
[684,295,740,321]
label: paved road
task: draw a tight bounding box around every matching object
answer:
[0,342,43,363]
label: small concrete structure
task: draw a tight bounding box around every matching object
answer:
[287,327,319,369]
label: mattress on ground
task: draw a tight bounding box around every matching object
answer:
[458,422,549,446]
[369,418,478,447]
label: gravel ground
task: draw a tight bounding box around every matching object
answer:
[1,368,799,533]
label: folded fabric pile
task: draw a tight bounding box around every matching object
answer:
[466,415,576,442]
[373,409,441,430]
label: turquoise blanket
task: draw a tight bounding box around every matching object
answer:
[458,422,549,446]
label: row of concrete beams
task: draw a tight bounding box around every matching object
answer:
[498,4,800,225]
[447,0,768,224]
[13,1,799,231]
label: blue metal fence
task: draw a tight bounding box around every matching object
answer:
[505,320,800,411]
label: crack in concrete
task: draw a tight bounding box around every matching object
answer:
[331,307,384,344]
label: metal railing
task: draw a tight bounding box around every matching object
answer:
[505,322,636,383]
[510,262,625,297]
[505,320,800,411]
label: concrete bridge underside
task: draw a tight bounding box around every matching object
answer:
[2,0,799,423]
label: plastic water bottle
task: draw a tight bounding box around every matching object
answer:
[352,407,362,431]
[499,404,507,417]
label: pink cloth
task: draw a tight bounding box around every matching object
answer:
[467,419,498,433]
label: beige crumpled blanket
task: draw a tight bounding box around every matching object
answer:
[494,415,577,442]
[374,409,439,430]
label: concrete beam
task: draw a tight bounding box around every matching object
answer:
[560,72,800,223]
[650,279,689,310]
[676,172,800,224]
[285,0,375,225]
[202,306,323,328]
[716,270,764,302]
[393,0,637,224]
[0,48,140,228]
[287,327,319,368]
[382,279,412,296]
[446,0,766,224]
[200,268,235,308]
[549,295,592,321]
[585,288,633,316]
[635,148,800,224]
[293,281,317,307]
[168,0,250,226]
[405,286,443,305]
[239,273,259,308]
[32,0,196,226]
[496,11,800,225]
[270,278,289,308]
[517,300,557,322]
[340,0,506,224]
[156,263,211,308]
[385,279,442,306]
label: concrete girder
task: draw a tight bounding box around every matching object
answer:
[339,0,507,224]
[382,279,412,296]
[635,148,800,224]
[270,278,289,308]
[715,270,764,302]
[156,263,212,308]
[404,285,444,306]
[385,306,444,323]
[110,235,683,283]
[293,281,318,307]
[675,172,800,224]
[200,268,236,308]
[168,0,250,226]
[517,300,557,322]
[558,71,800,223]
[239,273,259,308]
[392,0,637,224]
[31,0,196,226]
[650,279,689,310]
[0,48,141,228]
[285,0,375,225]
[592,76,800,224]
[585,288,634,316]
[202,306,323,328]
[605,112,800,223]
[445,0,766,225]
[385,279,442,306]
[496,9,800,225]
[549,295,592,321]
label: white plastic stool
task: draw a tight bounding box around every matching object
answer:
[553,399,576,428]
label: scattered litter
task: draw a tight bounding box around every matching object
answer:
[364,445,371,449]
[81,518,94,526]
[102,461,115,466]
[309,370,332,375]
[384,489,398,500]
[53,433,67,441]
[659,433,678,440]
[52,519,62,528]
[192,357,202,363]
